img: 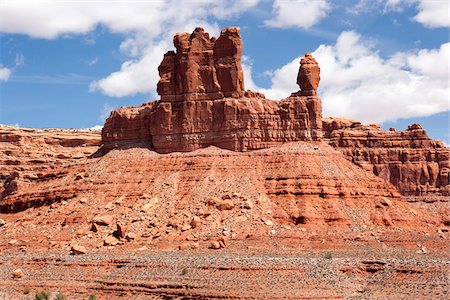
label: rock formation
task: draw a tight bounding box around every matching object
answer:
[0,26,449,300]
[100,26,449,197]
[323,118,449,197]
[0,126,101,200]
[297,52,320,96]
[157,27,245,101]
[102,27,322,153]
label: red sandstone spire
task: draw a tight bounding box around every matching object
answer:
[157,27,244,101]
[297,52,321,96]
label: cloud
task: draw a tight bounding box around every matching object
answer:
[264,0,331,29]
[0,66,12,81]
[413,0,450,28]
[0,0,260,97]
[89,41,170,98]
[241,55,261,92]
[14,53,25,66]
[87,58,98,66]
[383,0,450,28]
[248,31,449,124]
[99,104,116,121]
[0,53,24,82]
[89,125,103,131]
[10,73,94,85]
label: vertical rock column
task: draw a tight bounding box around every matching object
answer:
[297,53,321,96]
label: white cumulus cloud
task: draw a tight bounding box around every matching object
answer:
[264,0,331,29]
[0,0,260,97]
[413,0,450,28]
[0,66,12,82]
[248,31,449,124]
[383,0,450,28]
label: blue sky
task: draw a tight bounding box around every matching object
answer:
[0,0,448,145]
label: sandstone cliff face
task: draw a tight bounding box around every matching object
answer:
[0,126,101,200]
[103,95,322,153]
[103,27,323,153]
[323,118,450,196]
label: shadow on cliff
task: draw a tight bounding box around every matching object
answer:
[90,141,154,158]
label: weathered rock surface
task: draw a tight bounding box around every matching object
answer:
[103,27,322,153]
[0,126,101,200]
[0,26,448,300]
[323,118,450,196]
[0,143,430,230]
[297,52,320,96]
[157,27,245,101]
[102,95,322,153]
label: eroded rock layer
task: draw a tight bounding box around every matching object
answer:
[323,118,450,196]
[102,95,322,153]
[0,126,101,200]
[0,142,425,231]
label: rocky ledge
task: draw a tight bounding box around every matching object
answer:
[323,118,449,196]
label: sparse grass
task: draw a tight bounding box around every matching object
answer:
[181,268,189,275]
[23,288,30,295]
[34,291,51,300]
[55,292,67,300]
[88,294,97,300]
[324,252,333,260]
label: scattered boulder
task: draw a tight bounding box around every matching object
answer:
[93,215,113,226]
[243,200,253,209]
[91,223,99,232]
[190,216,201,228]
[181,224,192,231]
[141,197,159,213]
[115,223,127,239]
[379,197,393,207]
[12,269,24,279]
[125,232,136,240]
[179,243,190,250]
[71,245,87,255]
[217,200,234,211]
[104,236,119,246]
[0,219,5,227]
[209,241,221,249]
[220,236,228,247]
[264,220,274,226]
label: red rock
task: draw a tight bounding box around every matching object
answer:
[157,27,243,101]
[190,216,201,228]
[323,117,450,196]
[297,53,320,96]
[217,200,234,211]
[104,236,119,246]
[93,215,113,226]
[102,95,322,153]
[115,223,127,239]
[209,241,221,249]
[71,245,87,255]
[12,269,24,279]
[214,27,244,96]
[0,125,101,203]
[103,28,323,153]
